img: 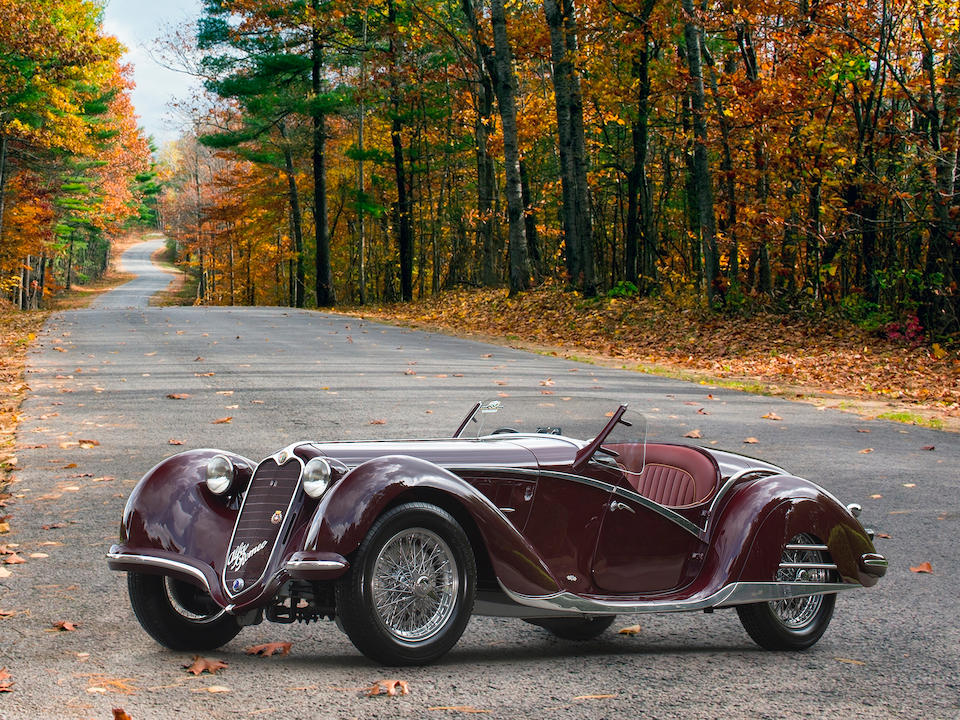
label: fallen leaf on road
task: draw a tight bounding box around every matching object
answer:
[0,667,12,692]
[870,494,883,499]
[761,412,782,421]
[212,417,233,425]
[168,439,184,445]
[216,390,235,396]
[53,620,79,631]
[876,532,891,539]
[921,445,935,451]
[834,658,865,666]
[428,707,490,714]
[369,419,386,425]
[184,657,228,675]
[697,408,710,415]
[0,610,14,617]
[856,428,871,433]
[903,483,916,488]
[364,679,409,696]
[574,694,617,700]
[3,554,25,565]
[195,685,230,693]
[684,429,702,439]
[78,439,99,448]
[166,393,191,400]
[0,567,11,578]
[909,562,933,574]
[743,437,759,444]
[859,448,874,454]
[245,642,292,657]
[28,553,48,559]
[617,624,642,635]
[539,378,555,386]
[112,709,133,720]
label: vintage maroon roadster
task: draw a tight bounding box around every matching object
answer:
[107,398,886,665]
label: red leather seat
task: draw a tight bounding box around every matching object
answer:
[606,442,720,508]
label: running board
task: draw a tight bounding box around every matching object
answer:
[497,581,859,616]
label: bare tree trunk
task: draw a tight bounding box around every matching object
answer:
[312,0,335,307]
[461,0,502,287]
[490,0,530,294]
[544,0,594,295]
[279,123,305,308]
[680,0,720,304]
[388,0,414,302]
[0,135,8,242]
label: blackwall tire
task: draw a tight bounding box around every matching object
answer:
[335,502,476,666]
[525,615,616,641]
[737,533,837,650]
[127,572,242,651]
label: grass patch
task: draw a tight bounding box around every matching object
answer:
[876,411,944,429]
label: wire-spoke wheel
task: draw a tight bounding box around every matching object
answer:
[336,502,476,665]
[737,533,836,650]
[127,572,242,651]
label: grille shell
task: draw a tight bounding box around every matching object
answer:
[223,457,302,596]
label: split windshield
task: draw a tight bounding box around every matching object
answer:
[454,396,646,470]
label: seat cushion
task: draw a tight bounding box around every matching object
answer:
[609,442,720,508]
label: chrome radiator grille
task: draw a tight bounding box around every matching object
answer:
[223,458,302,595]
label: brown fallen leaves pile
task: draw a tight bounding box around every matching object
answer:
[356,286,960,420]
[0,306,47,504]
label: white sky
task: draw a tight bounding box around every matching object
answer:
[102,0,204,149]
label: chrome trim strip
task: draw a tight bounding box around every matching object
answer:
[448,465,705,538]
[222,455,305,599]
[785,544,830,552]
[778,562,838,570]
[498,580,857,615]
[285,559,348,572]
[863,557,889,569]
[714,582,858,606]
[106,552,211,592]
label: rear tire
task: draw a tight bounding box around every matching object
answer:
[127,572,241,651]
[525,615,616,641]
[737,533,836,650]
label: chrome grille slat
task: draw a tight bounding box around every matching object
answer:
[223,458,302,596]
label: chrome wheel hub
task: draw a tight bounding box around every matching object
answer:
[772,533,829,629]
[371,528,458,643]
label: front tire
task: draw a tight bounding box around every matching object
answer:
[737,533,836,650]
[127,573,242,651]
[336,502,476,665]
[525,615,616,641]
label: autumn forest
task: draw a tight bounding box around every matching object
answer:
[1,0,959,342]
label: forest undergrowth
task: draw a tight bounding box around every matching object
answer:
[350,285,960,431]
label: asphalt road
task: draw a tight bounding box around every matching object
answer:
[1,240,956,719]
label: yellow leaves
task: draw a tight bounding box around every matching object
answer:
[364,679,410,696]
[617,624,642,635]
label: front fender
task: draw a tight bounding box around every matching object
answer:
[303,455,560,596]
[108,449,254,605]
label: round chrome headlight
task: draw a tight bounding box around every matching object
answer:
[302,457,332,499]
[205,455,234,495]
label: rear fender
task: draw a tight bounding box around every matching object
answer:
[303,455,560,596]
[707,474,876,588]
